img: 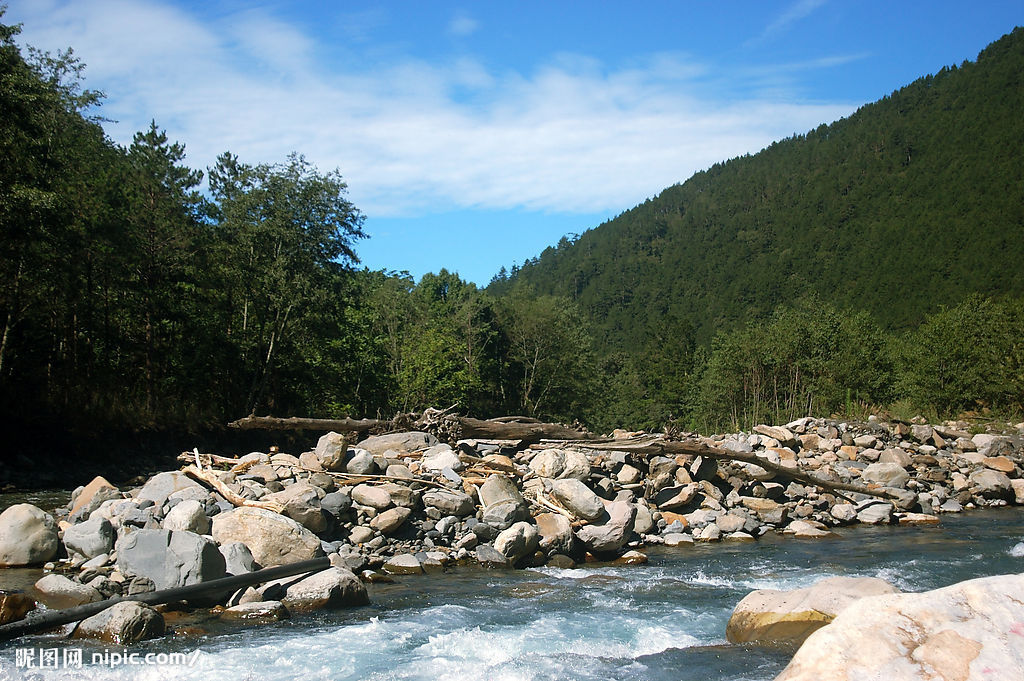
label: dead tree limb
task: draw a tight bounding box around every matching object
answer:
[552,436,899,502]
[227,415,389,433]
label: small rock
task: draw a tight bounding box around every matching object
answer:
[222,600,289,621]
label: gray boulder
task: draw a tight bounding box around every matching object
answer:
[575,501,636,553]
[370,507,411,535]
[856,500,893,525]
[479,475,528,529]
[116,529,226,590]
[474,543,511,568]
[494,521,539,564]
[0,504,59,567]
[161,499,210,535]
[264,483,327,533]
[860,462,910,488]
[422,489,476,516]
[320,491,352,517]
[356,431,438,456]
[345,448,378,475]
[970,469,1013,499]
[73,601,164,644]
[219,541,257,574]
[63,514,116,559]
[529,449,566,478]
[136,471,203,508]
[314,432,348,471]
[351,484,392,510]
[211,507,323,567]
[383,553,423,575]
[280,567,368,611]
[549,478,604,521]
[535,512,575,555]
[420,445,464,472]
[559,450,592,481]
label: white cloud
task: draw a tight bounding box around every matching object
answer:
[8,0,856,218]
[447,11,479,37]
[749,0,829,47]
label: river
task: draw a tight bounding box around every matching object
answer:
[0,502,1022,680]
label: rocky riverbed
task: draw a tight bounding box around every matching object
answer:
[0,416,1022,647]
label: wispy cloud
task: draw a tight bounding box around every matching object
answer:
[447,11,479,37]
[748,0,829,47]
[11,0,855,218]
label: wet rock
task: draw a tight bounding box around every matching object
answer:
[222,600,289,621]
[494,521,539,564]
[786,520,837,538]
[615,550,648,565]
[116,529,226,590]
[727,576,898,647]
[64,514,116,559]
[775,573,1024,681]
[212,507,323,567]
[0,591,35,625]
[0,504,59,567]
[549,479,604,521]
[74,601,164,644]
[34,573,103,609]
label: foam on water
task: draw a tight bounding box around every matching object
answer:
[1010,541,1024,557]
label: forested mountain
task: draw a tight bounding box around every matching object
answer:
[488,27,1024,350]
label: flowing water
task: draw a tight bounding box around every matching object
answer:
[1,507,1022,681]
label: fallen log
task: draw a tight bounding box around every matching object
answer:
[547,436,899,503]
[226,412,591,445]
[0,557,332,641]
[228,415,389,433]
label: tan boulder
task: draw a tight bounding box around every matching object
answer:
[776,573,1024,681]
[726,576,898,647]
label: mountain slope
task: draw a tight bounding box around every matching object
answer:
[488,27,1024,350]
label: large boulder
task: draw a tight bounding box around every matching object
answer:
[369,506,411,535]
[574,501,636,554]
[116,529,226,590]
[73,601,164,644]
[263,483,327,533]
[63,514,116,559]
[0,504,59,567]
[559,450,592,481]
[776,573,1024,681]
[356,431,438,456]
[211,507,323,567]
[726,576,899,647]
[535,513,575,555]
[529,449,566,478]
[279,567,369,611]
[970,469,1014,499]
[350,484,392,510]
[549,479,604,521]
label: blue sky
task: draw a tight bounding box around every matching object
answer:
[7,1,1024,284]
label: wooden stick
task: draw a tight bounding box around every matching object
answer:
[183,465,285,513]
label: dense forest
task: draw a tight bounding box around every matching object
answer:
[2,12,1023,471]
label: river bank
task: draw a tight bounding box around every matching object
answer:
[0,416,1022,674]
[2,508,1022,680]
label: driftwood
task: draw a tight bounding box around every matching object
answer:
[0,557,332,641]
[549,436,899,503]
[226,412,590,445]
